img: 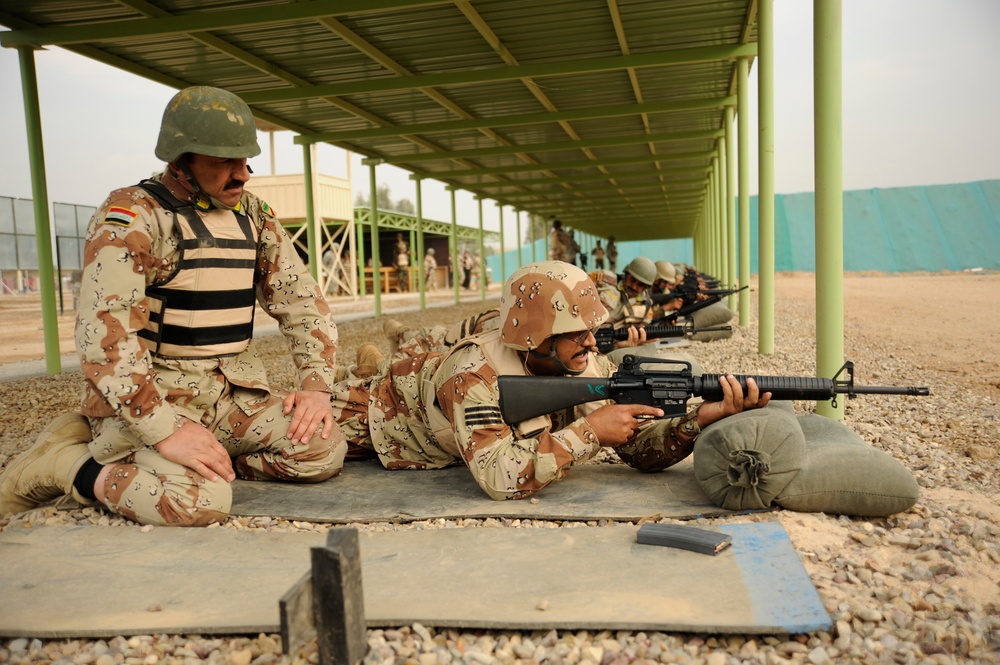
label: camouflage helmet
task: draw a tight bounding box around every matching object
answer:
[500,261,608,351]
[623,256,657,286]
[655,260,676,282]
[155,86,261,162]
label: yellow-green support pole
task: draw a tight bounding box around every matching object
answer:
[363,158,383,316]
[448,186,460,304]
[815,0,845,419]
[516,210,523,268]
[476,196,486,300]
[738,57,752,327]
[530,214,537,262]
[17,46,60,374]
[758,0,776,355]
[302,144,319,282]
[497,203,506,284]
[717,142,727,284]
[725,109,737,309]
[410,174,426,310]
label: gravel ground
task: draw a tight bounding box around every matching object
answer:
[1,275,998,664]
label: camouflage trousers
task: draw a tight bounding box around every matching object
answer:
[330,354,456,470]
[88,385,346,527]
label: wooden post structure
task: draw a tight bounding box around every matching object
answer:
[280,528,367,665]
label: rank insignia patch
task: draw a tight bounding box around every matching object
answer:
[104,206,138,226]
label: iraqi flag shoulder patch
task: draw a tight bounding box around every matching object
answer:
[104,206,138,227]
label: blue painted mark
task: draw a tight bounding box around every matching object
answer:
[721,523,832,634]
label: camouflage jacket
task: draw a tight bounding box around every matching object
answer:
[368,329,614,500]
[75,171,338,449]
[594,272,651,327]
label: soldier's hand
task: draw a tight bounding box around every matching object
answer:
[284,390,335,445]
[696,375,772,428]
[155,422,236,482]
[586,404,663,446]
[613,325,647,349]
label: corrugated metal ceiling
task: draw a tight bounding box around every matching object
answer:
[0,0,757,241]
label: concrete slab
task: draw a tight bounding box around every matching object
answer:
[0,522,830,638]
[231,458,732,524]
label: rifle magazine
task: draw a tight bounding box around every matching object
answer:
[636,523,733,555]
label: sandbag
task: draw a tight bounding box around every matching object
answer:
[775,414,919,517]
[689,302,735,342]
[693,407,805,511]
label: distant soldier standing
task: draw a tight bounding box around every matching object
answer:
[565,229,581,267]
[592,240,606,270]
[394,232,409,292]
[606,235,619,272]
[548,219,569,262]
[423,247,438,290]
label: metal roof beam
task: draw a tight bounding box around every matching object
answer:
[237,44,756,104]
[493,180,707,200]
[466,168,712,188]
[432,150,715,178]
[382,129,723,164]
[0,0,453,47]
[503,190,704,206]
[296,96,734,143]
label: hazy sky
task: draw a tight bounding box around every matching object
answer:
[1,0,998,233]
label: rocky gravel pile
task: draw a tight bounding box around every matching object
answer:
[1,291,998,665]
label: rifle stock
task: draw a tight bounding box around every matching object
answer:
[497,356,930,425]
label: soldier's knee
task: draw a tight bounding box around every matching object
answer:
[299,436,347,482]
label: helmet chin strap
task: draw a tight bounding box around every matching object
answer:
[171,161,240,212]
[527,345,588,376]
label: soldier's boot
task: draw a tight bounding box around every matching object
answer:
[0,413,95,516]
[333,364,351,383]
[353,344,385,379]
[382,318,410,355]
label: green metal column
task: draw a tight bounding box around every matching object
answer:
[738,57,752,327]
[758,0,776,355]
[709,160,723,279]
[17,46,60,374]
[715,137,732,284]
[497,202,505,284]
[530,214,537,262]
[410,174,426,310]
[363,158,383,316]
[815,0,845,419]
[302,144,319,282]
[476,196,486,300]
[725,108,737,310]
[448,185,460,304]
[355,209,367,298]
[516,210,523,268]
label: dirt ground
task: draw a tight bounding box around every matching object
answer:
[3,271,998,378]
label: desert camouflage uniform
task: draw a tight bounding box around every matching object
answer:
[548,226,569,262]
[606,238,618,272]
[331,334,697,500]
[591,270,652,328]
[75,169,345,526]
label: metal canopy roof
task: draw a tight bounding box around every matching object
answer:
[1,0,757,242]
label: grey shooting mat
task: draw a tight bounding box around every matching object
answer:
[0,522,830,638]
[230,457,730,523]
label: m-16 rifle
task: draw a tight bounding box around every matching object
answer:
[593,321,732,354]
[497,355,929,424]
[649,285,748,324]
